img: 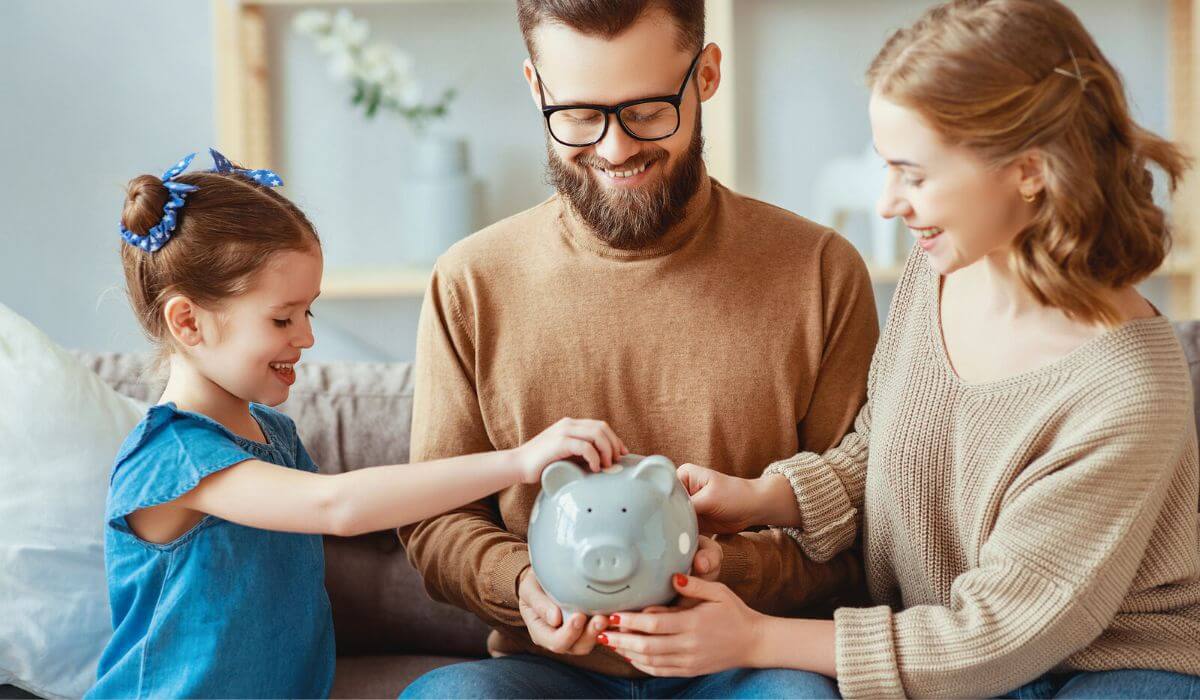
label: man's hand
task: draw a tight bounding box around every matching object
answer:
[517,567,608,655]
[676,463,764,534]
[691,535,722,582]
[668,535,723,611]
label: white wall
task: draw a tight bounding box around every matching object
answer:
[0,0,1175,362]
[1,0,214,354]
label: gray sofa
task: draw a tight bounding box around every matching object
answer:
[2,321,1198,699]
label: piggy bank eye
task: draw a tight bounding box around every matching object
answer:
[587,508,593,513]
[621,507,627,513]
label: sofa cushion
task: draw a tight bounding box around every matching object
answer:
[74,352,491,658]
[0,307,147,700]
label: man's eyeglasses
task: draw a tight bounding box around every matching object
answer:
[535,49,704,148]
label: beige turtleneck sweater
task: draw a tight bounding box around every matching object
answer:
[765,249,1200,698]
[399,175,880,677]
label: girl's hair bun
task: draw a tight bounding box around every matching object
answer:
[121,174,169,236]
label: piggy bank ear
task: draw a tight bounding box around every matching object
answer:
[630,455,678,496]
[541,460,587,497]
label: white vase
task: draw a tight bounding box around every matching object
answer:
[396,136,480,265]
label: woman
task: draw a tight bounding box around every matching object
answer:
[597,0,1200,697]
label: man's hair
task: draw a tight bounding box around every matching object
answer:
[516,0,704,62]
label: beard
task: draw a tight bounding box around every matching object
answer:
[545,113,706,250]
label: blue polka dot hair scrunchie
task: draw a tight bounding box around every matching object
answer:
[119,148,284,253]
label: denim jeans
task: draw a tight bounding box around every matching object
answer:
[400,654,841,699]
[402,655,1200,700]
[1001,669,1200,698]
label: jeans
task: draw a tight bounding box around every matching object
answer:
[1001,669,1200,698]
[402,655,1200,700]
[400,654,841,699]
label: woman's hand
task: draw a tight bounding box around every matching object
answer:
[599,574,766,677]
[512,418,628,483]
[676,463,764,533]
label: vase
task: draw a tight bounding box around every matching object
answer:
[396,135,480,265]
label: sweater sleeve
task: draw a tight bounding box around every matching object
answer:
[761,245,923,562]
[834,387,1192,699]
[761,403,871,563]
[397,263,529,629]
[717,233,878,612]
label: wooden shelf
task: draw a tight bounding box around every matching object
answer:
[321,266,430,299]
[318,254,1197,299]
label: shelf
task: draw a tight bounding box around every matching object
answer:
[321,266,430,299]
[319,254,1195,299]
[232,0,501,5]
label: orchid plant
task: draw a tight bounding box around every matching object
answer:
[293,8,456,133]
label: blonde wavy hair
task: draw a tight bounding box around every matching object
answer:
[868,0,1191,325]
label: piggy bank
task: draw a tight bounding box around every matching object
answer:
[528,454,699,615]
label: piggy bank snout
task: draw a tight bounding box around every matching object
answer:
[577,539,638,584]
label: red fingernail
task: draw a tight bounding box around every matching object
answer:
[608,614,620,626]
[674,573,688,587]
[624,657,632,662]
[596,633,609,646]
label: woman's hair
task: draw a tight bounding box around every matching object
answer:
[868,0,1190,325]
[119,168,320,358]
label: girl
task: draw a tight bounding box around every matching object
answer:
[597,1,1200,697]
[87,150,627,699]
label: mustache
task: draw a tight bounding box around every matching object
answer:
[576,149,667,172]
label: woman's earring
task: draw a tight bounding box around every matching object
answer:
[1021,190,1038,203]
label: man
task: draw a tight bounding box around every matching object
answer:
[400,1,879,696]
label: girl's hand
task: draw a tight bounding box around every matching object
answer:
[512,418,628,483]
[676,463,762,533]
[599,574,765,677]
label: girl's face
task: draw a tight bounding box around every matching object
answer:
[191,248,323,407]
[868,92,1035,275]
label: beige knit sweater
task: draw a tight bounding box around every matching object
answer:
[765,249,1200,698]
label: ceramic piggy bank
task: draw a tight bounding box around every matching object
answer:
[528,454,699,615]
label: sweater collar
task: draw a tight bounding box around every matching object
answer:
[557,170,715,261]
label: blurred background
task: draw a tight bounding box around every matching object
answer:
[1,0,1194,363]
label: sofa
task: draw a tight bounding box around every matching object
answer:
[2,321,1198,699]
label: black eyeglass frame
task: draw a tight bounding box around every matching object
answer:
[535,49,704,147]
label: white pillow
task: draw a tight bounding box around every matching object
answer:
[0,303,147,699]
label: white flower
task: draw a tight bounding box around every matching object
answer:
[328,49,358,81]
[292,6,450,125]
[358,43,396,84]
[384,76,423,108]
[314,33,344,55]
[390,49,415,78]
[292,10,331,37]
[330,9,369,49]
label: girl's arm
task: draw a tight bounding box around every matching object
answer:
[175,417,625,537]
